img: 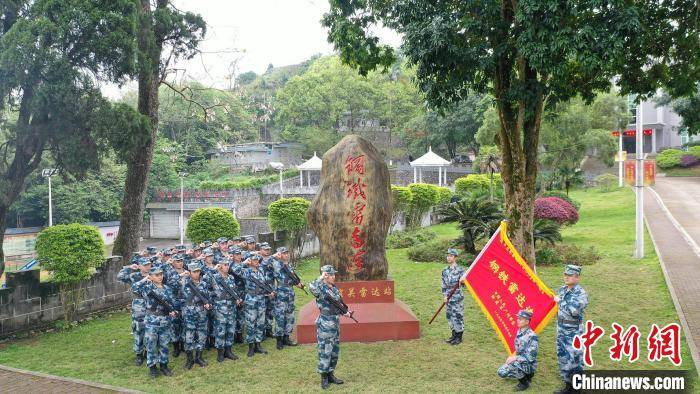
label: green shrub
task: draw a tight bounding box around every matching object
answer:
[391,185,413,213]
[268,197,311,261]
[186,207,240,244]
[35,224,105,323]
[198,169,299,190]
[435,186,453,205]
[540,190,581,211]
[454,173,502,195]
[656,149,684,169]
[386,229,437,249]
[688,146,700,159]
[535,243,601,266]
[407,183,439,228]
[594,173,619,192]
[407,238,455,262]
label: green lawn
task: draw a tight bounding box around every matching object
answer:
[0,187,695,392]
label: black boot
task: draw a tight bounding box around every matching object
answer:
[135,351,145,366]
[172,341,181,358]
[184,351,194,370]
[450,331,463,345]
[516,376,530,391]
[276,336,284,350]
[149,365,159,378]
[217,347,225,362]
[328,371,344,385]
[159,363,173,377]
[224,345,238,360]
[283,335,297,346]
[235,332,244,344]
[265,328,274,339]
[247,343,255,357]
[321,372,330,390]
[445,330,456,344]
[194,350,207,367]
[254,342,267,354]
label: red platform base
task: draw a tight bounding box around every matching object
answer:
[296,280,420,344]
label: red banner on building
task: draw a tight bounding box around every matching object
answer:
[624,160,656,186]
[464,221,557,354]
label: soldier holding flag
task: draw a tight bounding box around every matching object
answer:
[441,248,467,345]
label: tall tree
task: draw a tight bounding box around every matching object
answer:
[111,1,205,259]
[323,0,699,264]
[0,0,140,277]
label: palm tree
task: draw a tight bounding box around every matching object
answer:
[557,166,584,196]
[533,219,562,246]
[477,149,501,201]
[440,195,503,254]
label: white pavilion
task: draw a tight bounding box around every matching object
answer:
[409,146,451,186]
[297,152,322,187]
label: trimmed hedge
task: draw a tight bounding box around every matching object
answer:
[454,173,502,195]
[594,173,619,192]
[534,197,579,225]
[656,149,684,169]
[386,229,437,249]
[435,186,453,205]
[268,197,310,233]
[408,183,439,210]
[391,185,413,213]
[186,207,240,244]
[36,224,105,284]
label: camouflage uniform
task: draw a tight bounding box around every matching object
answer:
[210,271,239,348]
[556,282,589,383]
[498,327,539,379]
[309,275,342,375]
[117,263,147,357]
[229,252,247,342]
[131,277,177,368]
[231,262,268,344]
[441,264,466,333]
[164,262,185,348]
[180,276,210,352]
[260,249,275,334]
[272,257,297,337]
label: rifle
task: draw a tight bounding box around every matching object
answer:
[280,263,309,295]
[216,276,243,303]
[187,280,212,306]
[247,274,275,297]
[324,292,359,323]
[147,290,178,317]
[428,280,462,325]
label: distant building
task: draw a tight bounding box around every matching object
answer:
[623,95,696,154]
[212,142,304,172]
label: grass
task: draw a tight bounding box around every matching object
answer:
[662,165,700,177]
[0,187,695,393]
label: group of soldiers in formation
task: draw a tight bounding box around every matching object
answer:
[442,248,589,393]
[118,237,586,391]
[118,236,348,389]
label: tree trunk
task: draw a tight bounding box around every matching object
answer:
[112,0,162,259]
[0,204,7,278]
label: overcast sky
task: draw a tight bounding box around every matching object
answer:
[104,0,400,98]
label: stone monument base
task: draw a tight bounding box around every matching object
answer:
[295,280,420,344]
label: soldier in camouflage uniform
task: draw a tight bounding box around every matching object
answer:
[229,248,247,344]
[441,248,466,345]
[272,247,302,350]
[553,264,588,394]
[132,266,178,378]
[309,265,346,390]
[180,262,212,370]
[165,254,186,357]
[211,259,242,362]
[200,248,217,349]
[117,256,152,366]
[232,254,274,357]
[498,309,539,391]
[259,243,275,339]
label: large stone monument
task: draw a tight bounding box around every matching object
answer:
[296,135,419,343]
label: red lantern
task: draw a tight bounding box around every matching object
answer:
[611,131,620,137]
[643,129,653,135]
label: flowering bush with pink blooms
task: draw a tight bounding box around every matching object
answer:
[679,154,699,168]
[534,197,579,225]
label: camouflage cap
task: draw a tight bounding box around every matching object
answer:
[203,248,214,257]
[233,237,242,242]
[230,248,242,255]
[447,248,460,256]
[175,244,187,250]
[320,265,336,274]
[564,264,582,276]
[217,237,228,243]
[249,254,262,261]
[260,243,272,250]
[245,236,255,243]
[146,246,157,254]
[137,257,151,266]
[217,258,230,266]
[203,241,212,247]
[517,309,533,320]
[187,262,202,272]
[171,253,184,261]
[149,266,163,275]
[162,249,173,256]
[277,247,289,254]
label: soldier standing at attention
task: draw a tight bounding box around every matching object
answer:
[201,248,217,349]
[211,259,241,362]
[259,242,276,339]
[232,254,274,357]
[180,262,211,370]
[132,266,178,378]
[309,265,347,390]
[165,253,187,358]
[497,309,539,391]
[272,247,303,349]
[118,257,152,366]
[229,248,247,344]
[442,248,466,345]
[553,264,588,394]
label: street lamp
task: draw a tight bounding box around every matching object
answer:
[42,168,58,226]
[178,172,188,244]
[269,162,285,199]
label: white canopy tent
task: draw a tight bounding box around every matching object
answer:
[297,152,322,187]
[409,146,451,186]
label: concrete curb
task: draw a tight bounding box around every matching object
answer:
[644,189,700,377]
[0,364,143,393]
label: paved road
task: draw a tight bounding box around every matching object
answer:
[0,364,139,393]
[644,176,700,374]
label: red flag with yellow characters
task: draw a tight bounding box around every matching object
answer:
[464,221,557,354]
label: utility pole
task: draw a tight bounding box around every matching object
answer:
[634,102,644,259]
[178,172,187,245]
[42,169,58,226]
